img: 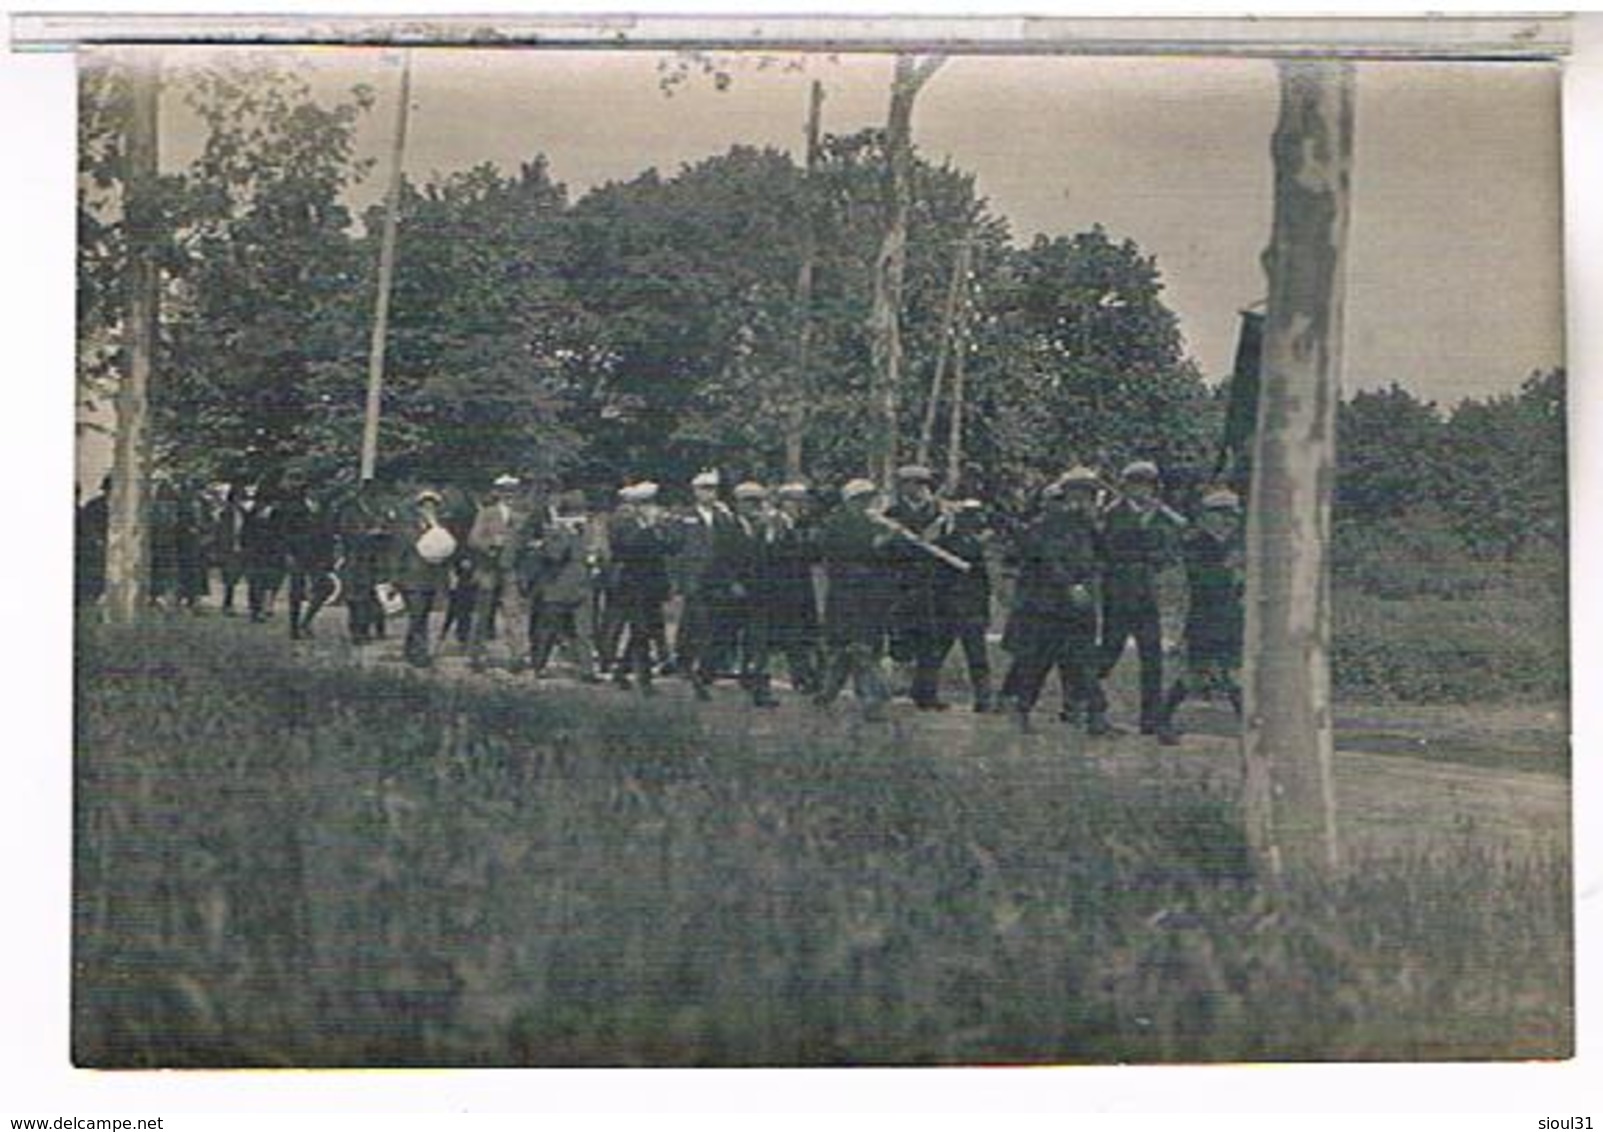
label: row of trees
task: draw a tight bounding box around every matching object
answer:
[79,55,1564,564]
[1336,370,1566,558]
[78,54,1216,503]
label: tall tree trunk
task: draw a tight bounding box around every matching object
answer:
[784,79,824,481]
[869,54,943,485]
[105,51,160,624]
[1241,60,1354,882]
[360,50,412,483]
[917,233,972,469]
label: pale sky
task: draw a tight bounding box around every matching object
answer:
[149,47,1564,405]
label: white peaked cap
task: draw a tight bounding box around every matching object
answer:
[691,470,721,488]
[619,482,660,502]
[1202,488,1242,512]
[733,481,768,500]
[841,478,878,500]
[493,473,521,488]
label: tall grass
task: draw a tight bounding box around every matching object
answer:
[74,620,1571,1066]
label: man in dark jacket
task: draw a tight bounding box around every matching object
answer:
[608,482,673,693]
[240,479,286,623]
[935,499,995,713]
[212,483,249,616]
[1157,488,1246,745]
[884,464,951,710]
[279,475,339,639]
[813,479,894,719]
[1097,460,1185,733]
[723,481,780,707]
[530,491,603,682]
[675,470,738,693]
[1001,467,1111,733]
[768,482,822,696]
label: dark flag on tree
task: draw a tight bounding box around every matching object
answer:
[1214,307,1265,492]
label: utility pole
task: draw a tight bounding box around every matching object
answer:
[1241,60,1355,882]
[784,79,825,480]
[104,50,160,624]
[359,49,412,483]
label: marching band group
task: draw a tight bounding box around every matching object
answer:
[76,461,1247,745]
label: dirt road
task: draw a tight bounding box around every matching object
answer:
[292,620,1569,865]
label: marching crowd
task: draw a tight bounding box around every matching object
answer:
[75,461,1246,745]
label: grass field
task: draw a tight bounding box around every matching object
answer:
[72,617,1572,1066]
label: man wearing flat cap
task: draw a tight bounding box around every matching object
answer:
[466,473,540,673]
[1157,487,1245,744]
[1000,466,1111,733]
[1098,459,1185,734]
[884,463,952,711]
[674,469,737,693]
[767,482,822,696]
[722,481,780,707]
[813,479,893,718]
[608,481,672,693]
[392,487,458,668]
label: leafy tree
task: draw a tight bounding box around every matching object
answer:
[147,56,376,484]
[364,159,600,487]
[1436,368,1566,557]
[965,227,1213,498]
[1334,383,1444,523]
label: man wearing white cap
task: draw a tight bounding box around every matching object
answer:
[884,463,951,710]
[1157,487,1245,745]
[812,478,894,717]
[466,474,538,673]
[609,481,673,692]
[674,470,736,692]
[768,482,822,695]
[394,487,457,668]
[719,481,781,707]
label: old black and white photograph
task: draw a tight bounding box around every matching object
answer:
[50,15,1577,1076]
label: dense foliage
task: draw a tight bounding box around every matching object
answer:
[78,57,1214,495]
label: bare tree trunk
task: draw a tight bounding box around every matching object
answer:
[360,50,412,483]
[784,79,824,480]
[869,53,944,485]
[917,233,972,469]
[1241,60,1354,882]
[105,51,160,625]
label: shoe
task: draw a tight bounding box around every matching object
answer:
[915,700,950,712]
[753,693,780,709]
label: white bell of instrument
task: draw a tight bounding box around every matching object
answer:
[415,524,458,564]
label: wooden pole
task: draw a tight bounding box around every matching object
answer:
[869,53,943,486]
[917,232,972,469]
[104,51,160,624]
[943,245,974,496]
[1241,60,1354,881]
[784,79,824,480]
[359,49,412,483]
